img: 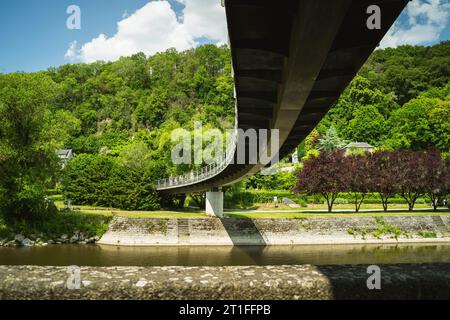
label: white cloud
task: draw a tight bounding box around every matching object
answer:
[380,0,450,48]
[65,0,227,63]
[177,0,228,43]
[64,41,78,61]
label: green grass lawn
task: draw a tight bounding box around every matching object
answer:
[80,210,207,219]
[235,203,432,211]
[226,210,450,219]
[75,207,449,220]
[55,200,207,219]
[54,199,449,220]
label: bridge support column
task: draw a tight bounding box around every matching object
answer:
[206,188,223,218]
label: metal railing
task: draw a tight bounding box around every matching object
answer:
[155,130,237,190]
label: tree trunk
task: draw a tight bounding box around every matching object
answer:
[428,193,438,211]
[379,194,388,212]
[323,193,333,213]
[354,193,365,213]
[409,197,418,212]
[403,192,420,212]
[329,193,338,213]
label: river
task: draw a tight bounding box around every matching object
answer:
[0,243,449,266]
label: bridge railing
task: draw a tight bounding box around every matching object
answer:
[155,130,237,190]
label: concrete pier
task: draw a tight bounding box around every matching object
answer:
[205,189,223,218]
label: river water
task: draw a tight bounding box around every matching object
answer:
[0,243,449,266]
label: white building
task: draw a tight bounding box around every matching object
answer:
[58,149,74,167]
[344,142,374,154]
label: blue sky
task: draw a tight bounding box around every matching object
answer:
[0,0,145,72]
[0,0,449,73]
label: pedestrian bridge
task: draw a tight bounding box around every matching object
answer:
[156,0,408,215]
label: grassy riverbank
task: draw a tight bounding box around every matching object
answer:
[226,209,450,219]
[63,200,449,218]
[67,206,450,220]
[1,200,448,244]
[0,211,112,242]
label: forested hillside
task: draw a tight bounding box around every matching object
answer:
[0,45,235,214]
[1,41,449,213]
[47,45,235,173]
[3,42,449,162]
[317,41,449,153]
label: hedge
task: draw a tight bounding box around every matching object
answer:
[61,154,161,211]
[225,189,427,207]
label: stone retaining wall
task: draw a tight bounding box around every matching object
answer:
[98,215,450,246]
[0,264,449,300]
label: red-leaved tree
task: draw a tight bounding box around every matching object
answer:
[422,149,449,210]
[394,150,428,211]
[295,151,347,212]
[367,151,400,212]
[344,154,371,212]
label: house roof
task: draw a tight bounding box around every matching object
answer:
[345,142,374,149]
[58,149,72,157]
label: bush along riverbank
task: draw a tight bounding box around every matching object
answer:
[0,211,112,247]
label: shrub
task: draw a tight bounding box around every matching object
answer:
[418,231,437,238]
[0,211,112,240]
[224,189,307,208]
[62,154,161,211]
[61,154,114,205]
[334,198,349,204]
[107,166,161,211]
[245,171,297,190]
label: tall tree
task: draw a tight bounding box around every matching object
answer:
[317,126,346,152]
[395,150,427,211]
[367,151,399,212]
[385,97,443,150]
[295,151,347,212]
[348,105,386,146]
[422,149,449,210]
[0,73,61,219]
[344,154,371,212]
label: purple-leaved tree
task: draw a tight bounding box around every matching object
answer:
[344,154,371,212]
[367,151,399,212]
[295,151,347,212]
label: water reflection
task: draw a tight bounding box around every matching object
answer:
[0,243,448,266]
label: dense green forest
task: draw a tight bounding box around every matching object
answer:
[0,41,449,216]
[47,45,235,175]
[316,41,450,152]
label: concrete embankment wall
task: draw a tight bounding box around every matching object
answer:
[98,215,450,246]
[1,264,449,300]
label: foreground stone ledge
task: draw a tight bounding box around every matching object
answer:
[0,264,449,300]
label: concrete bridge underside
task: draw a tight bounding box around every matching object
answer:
[158,0,408,213]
